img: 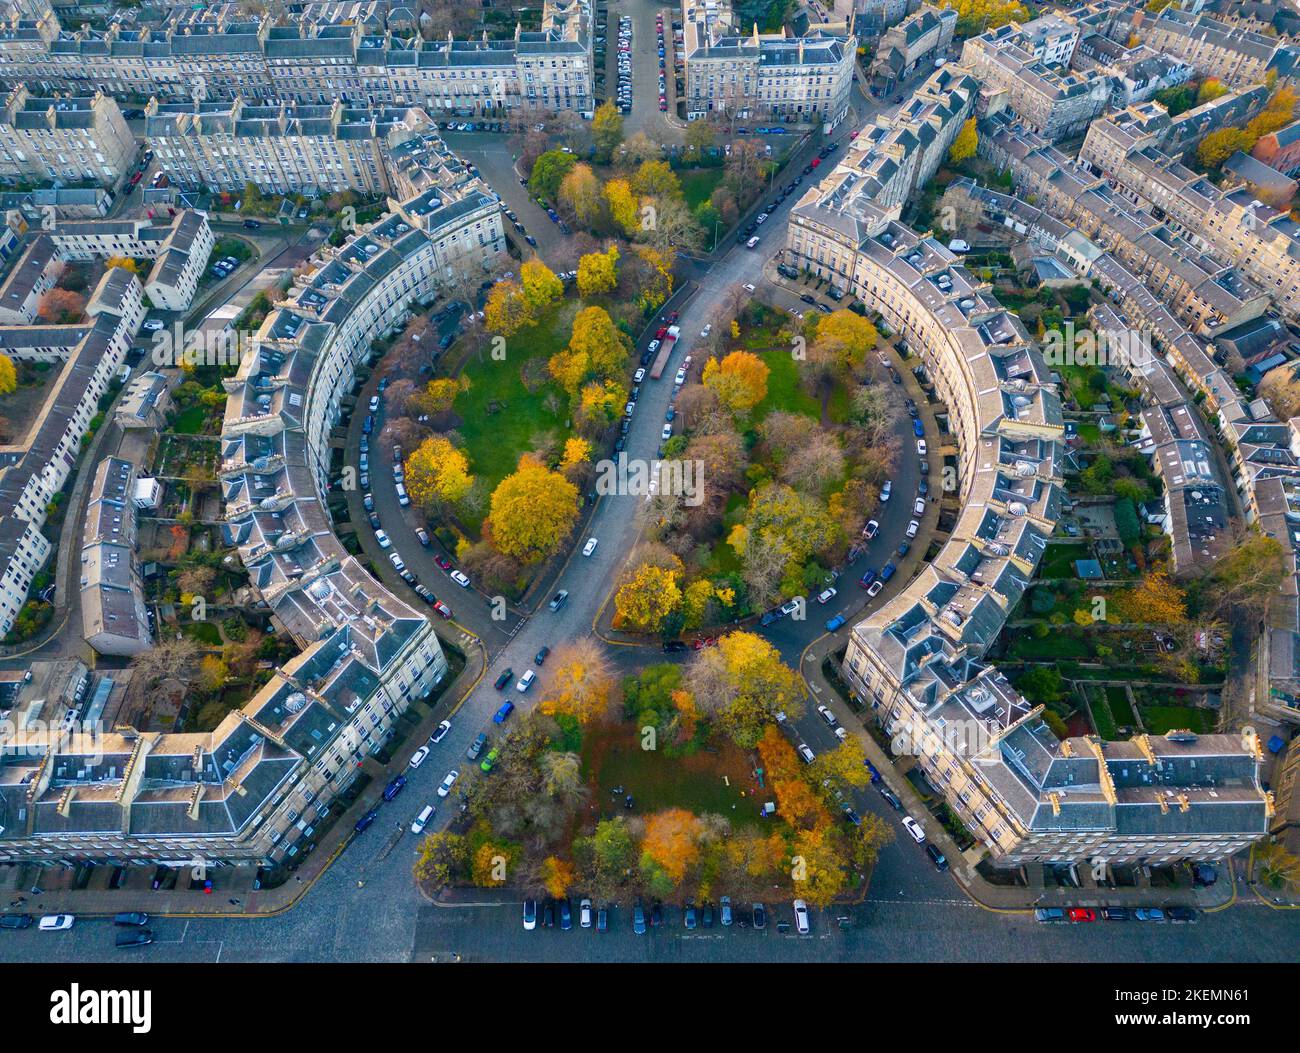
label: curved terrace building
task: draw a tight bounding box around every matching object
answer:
[0,161,506,867]
[783,71,1271,869]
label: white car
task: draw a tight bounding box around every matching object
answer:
[798,743,816,764]
[39,915,74,931]
[580,897,593,928]
[683,355,692,370]
[374,529,391,549]
[411,804,435,835]
[450,570,471,588]
[817,704,838,727]
[624,401,636,417]
[755,212,769,224]
[674,368,686,386]
[901,816,926,843]
[647,339,661,353]
[906,519,920,539]
[437,770,460,798]
[914,498,926,516]
[661,422,673,441]
[793,899,811,935]
[816,587,837,604]
[834,727,848,741]
[141,318,164,333]
[881,480,892,502]
[633,367,646,383]
[429,719,451,744]
[583,537,599,556]
[867,580,884,597]
[863,519,880,540]
[743,283,756,293]
[516,669,537,693]
[916,439,927,456]
[389,553,405,571]
[409,745,430,769]
[700,323,712,338]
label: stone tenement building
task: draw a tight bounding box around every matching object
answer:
[0,85,136,188]
[867,4,956,97]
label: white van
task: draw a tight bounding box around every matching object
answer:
[411,804,435,834]
[516,669,537,693]
[745,235,760,249]
[395,482,410,507]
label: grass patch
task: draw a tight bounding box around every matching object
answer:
[679,167,724,212]
[181,620,222,646]
[1107,685,1136,727]
[583,721,764,827]
[1090,687,1117,740]
[452,304,576,527]
[172,406,208,435]
[753,349,822,421]
[1007,631,1093,660]
[1040,542,1093,578]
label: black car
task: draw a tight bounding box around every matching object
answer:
[878,785,902,810]
[0,914,32,929]
[1100,907,1130,921]
[115,928,153,948]
[1167,906,1197,923]
[381,774,407,801]
[701,903,714,928]
[800,293,816,305]
[559,899,573,930]
[535,645,551,665]
[650,901,663,927]
[543,901,555,928]
[662,640,688,653]
[752,903,767,929]
[114,912,149,926]
[243,219,261,229]
[925,843,948,871]
[494,669,514,690]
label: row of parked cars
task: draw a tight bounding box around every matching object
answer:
[614,14,632,113]
[0,911,155,947]
[1035,906,1197,923]
[524,897,809,934]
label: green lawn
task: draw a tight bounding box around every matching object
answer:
[702,492,747,578]
[452,304,575,527]
[679,167,724,211]
[1090,688,1118,740]
[1040,542,1093,578]
[753,349,823,422]
[172,406,208,435]
[1107,685,1136,727]
[1140,705,1214,735]
[1006,631,1093,660]
[181,620,222,646]
[584,721,764,827]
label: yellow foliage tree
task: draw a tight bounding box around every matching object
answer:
[604,178,640,235]
[540,856,578,899]
[639,808,704,886]
[486,454,579,561]
[948,117,978,164]
[520,258,563,311]
[105,255,140,273]
[484,279,536,336]
[615,563,683,632]
[405,436,474,507]
[703,350,769,417]
[577,244,620,297]
[0,354,16,396]
[538,639,614,724]
[560,436,592,470]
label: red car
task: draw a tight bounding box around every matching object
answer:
[1067,908,1097,923]
[434,555,453,571]
[849,130,859,140]
[655,326,668,339]
[810,158,821,168]
[433,601,453,619]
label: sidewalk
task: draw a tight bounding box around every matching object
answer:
[798,635,1237,913]
[0,645,485,919]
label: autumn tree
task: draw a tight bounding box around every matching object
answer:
[540,855,578,899]
[550,304,630,399]
[409,376,463,417]
[603,178,640,235]
[105,255,140,273]
[520,257,563,311]
[1197,127,1254,168]
[0,355,15,396]
[558,162,603,227]
[948,117,978,164]
[688,630,804,747]
[538,638,614,724]
[640,808,705,889]
[576,244,620,297]
[37,288,86,323]
[405,435,474,507]
[1201,531,1287,621]
[591,100,625,163]
[809,309,879,378]
[1113,569,1188,624]
[485,454,579,561]
[615,561,683,632]
[198,654,228,693]
[484,279,535,336]
[412,830,467,888]
[1196,78,1228,105]
[791,827,849,907]
[130,636,200,688]
[703,350,769,417]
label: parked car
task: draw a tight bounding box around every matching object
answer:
[493,700,515,724]
[354,809,379,833]
[0,914,33,929]
[382,774,407,801]
[450,570,471,588]
[516,670,537,693]
[39,915,75,931]
[793,899,811,934]
[878,786,901,810]
[429,719,451,744]
[436,770,459,798]
[548,590,569,611]
[1068,908,1097,923]
[582,537,599,556]
[411,805,435,835]
[494,669,514,691]
[466,733,487,762]
[1100,907,1130,922]
[116,928,153,948]
[580,898,593,928]
[408,745,429,769]
[901,816,926,843]
[1135,908,1167,922]
[1034,907,1065,922]
[825,613,846,631]
[523,900,537,930]
[535,645,551,665]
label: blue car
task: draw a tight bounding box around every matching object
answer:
[354,809,379,833]
[825,613,846,631]
[493,700,515,725]
[912,418,924,438]
[858,569,877,588]
[865,760,882,784]
[382,774,407,801]
[897,541,910,557]
[880,561,896,582]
